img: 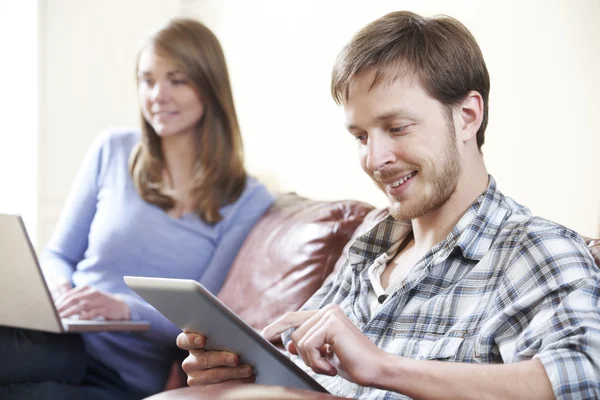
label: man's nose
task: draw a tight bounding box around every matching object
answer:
[366,135,395,172]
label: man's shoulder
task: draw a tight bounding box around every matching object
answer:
[488,179,586,250]
[491,213,597,281]
[499,214,584,246]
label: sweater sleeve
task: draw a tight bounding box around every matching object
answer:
[122,294,186,345]
[40,132,108,283]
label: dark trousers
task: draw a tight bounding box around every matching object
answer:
[0,326,144,400]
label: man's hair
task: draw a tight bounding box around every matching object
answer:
[331,11,490,149]
[130,18,246,224]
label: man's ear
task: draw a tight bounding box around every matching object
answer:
[457,91,484,143]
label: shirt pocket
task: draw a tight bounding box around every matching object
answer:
[415,336,465,361]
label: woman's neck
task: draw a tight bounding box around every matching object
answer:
[160,133,197,191]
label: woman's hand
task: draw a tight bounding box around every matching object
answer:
[47,277,73,302]
[56,285,131,320]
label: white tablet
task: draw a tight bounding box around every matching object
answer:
[123,276,329,393]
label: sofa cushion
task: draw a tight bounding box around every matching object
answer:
[217,193,374,333]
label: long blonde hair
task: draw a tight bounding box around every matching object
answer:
[130,18,246,224]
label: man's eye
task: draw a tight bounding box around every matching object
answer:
[390,126,406,133]
[355,135,367,144]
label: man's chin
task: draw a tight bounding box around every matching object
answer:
[388,198,429,221]
[388,202,409,221]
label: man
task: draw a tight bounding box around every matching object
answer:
[177,11,600,399]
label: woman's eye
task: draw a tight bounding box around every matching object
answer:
[171,79,187,85]
[390,126,406,133]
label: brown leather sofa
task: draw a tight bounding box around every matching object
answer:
[149,193,600,400]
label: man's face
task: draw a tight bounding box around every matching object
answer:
[344,69,461,221]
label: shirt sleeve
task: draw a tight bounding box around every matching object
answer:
[40,132,109,283]
[489,230,600,399]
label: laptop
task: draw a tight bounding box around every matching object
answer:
[0,213,150,333]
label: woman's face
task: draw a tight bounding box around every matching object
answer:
[137,47,204,139]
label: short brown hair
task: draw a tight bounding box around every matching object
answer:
[130,18,246,224]
[331,11,490,149]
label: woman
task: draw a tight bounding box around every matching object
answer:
[0,19,274,399]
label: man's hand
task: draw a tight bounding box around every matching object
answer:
[176,332,255,386]
[261,310,319,345]
[55,285,130,320]
[261,304,386,386]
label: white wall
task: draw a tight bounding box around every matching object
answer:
[37,0,600,249]
[184,0,600,237]
[0,0,39,243]
[39,0,182,248]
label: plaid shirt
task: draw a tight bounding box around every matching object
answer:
[284,176,600,399]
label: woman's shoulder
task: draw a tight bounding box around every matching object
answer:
[219,176,274,222]
[240,175,274,204]
[94,128,140,153]
[81,128,140,183]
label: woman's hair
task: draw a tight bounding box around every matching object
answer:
[331,11,490,150]
[130,18,246,224]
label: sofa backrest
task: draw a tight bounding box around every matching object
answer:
[217,193,374,333]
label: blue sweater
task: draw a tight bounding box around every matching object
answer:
[40,129,274,396]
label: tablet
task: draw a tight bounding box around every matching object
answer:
[123,276,329,393]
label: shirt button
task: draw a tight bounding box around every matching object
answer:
[377,294,388,304]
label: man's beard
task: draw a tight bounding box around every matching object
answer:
[388,117,461,221]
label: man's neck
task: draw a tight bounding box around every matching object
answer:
[411,164,489,255]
